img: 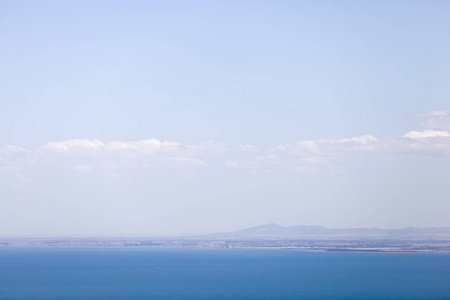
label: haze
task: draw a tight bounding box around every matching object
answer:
[1,1,450,236]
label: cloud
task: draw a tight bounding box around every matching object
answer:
[295,156,329,173]
[420,110,449,117]
[0,163,34,183]
[240,144,259,152]
[42,139,104,152]
[301,156,327,165]
[275,135,378,157]
[403,130,450,139]
[155,156,205,166]
[251,153,280,165]
[224,160,240,168]
[325,135,377,144]
[107,139,180,154]
[296,140,319,153]
[41,139,181,157]
[261,131,450,172]
[2,116,450,177]
[0,138,212,178]
[414,110,450,129]
[1,145,30,155]
[74,164,94,173]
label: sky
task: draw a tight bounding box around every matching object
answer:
[1,0,450,236]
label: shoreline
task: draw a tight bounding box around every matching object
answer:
[2,242,450,253]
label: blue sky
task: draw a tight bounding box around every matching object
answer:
[1,1,450,236]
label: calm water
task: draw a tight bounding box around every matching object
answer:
[1,247,450,299]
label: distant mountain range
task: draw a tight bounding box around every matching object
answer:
[203,223,450,240]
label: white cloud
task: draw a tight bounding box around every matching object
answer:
[184,140,230,157]
[240,144,259,152]
[41,138,182,158]
[419,110,449,117]
[403,130,450,139]
[301,156,327,165]
[285,135,378,156]
[295,156,328,173]
[252,153,280,164]
[296,140,319,153]
[42,139,104,152]
[414,110,450,129]
[1,145,30,155]
[107,139,180,153]
[74,164,94,173]
[326,135,377,144]
[224,160,240,168]
[2,120,450,177]
[0,163,34,183]
[156,156,205,166]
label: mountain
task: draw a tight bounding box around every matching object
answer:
[204,224,450,240]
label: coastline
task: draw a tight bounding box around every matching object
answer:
[2,238,450,253]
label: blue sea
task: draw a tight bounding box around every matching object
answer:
[1,247,450,299]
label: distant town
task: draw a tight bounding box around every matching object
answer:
[3,224,450,252]
[2,237,450,252]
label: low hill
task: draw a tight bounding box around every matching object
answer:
[203,223,450,240]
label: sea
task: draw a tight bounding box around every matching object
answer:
[1,247,450,299]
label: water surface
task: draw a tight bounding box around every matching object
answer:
[1,247,450,299]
